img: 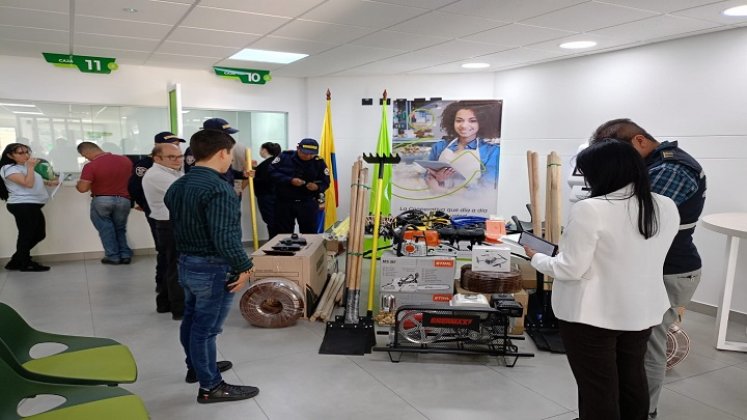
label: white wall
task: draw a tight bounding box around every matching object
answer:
[0,55,308,257]
[304,28,747,314]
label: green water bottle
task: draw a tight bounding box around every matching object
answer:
[34,159,56,180]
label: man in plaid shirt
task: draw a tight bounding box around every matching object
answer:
[591,119,706,420]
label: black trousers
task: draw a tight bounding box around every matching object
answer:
[256,193,277,240]
[559,320,652,420]
[155,220,184,315]
[275,197,319,234]
[7,203,46,266]
[146,216,165,287]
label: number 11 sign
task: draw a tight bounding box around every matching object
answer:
[43,53,119,74]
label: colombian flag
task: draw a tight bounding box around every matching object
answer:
[318,89,338,232]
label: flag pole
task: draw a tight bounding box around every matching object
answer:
[246,148,260,250]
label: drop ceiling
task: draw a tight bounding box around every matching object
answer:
[0,0,745,77]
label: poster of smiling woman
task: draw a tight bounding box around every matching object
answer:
[391,99,503,217]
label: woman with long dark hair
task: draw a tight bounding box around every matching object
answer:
[0,143,56,271]
[252,142,282,239]
[524,139,679,420]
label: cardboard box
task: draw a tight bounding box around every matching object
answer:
[250,234,328,318]
[379,251,456,311]
[454,280,528,335]
[471,245,511,272]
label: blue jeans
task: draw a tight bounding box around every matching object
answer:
[90,196,132,261]
[178,254,234,390]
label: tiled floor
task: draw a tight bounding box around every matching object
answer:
[2,255,746,420]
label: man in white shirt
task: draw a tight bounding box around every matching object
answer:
[142,143,185,319]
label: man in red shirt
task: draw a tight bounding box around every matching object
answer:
[75,142,134,265]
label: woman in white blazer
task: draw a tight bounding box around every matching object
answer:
[524,139,679,420]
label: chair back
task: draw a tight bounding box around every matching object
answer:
[0,302,37,364]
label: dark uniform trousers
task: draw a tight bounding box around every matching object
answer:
[275,197,319,234]
[155,220,185,316]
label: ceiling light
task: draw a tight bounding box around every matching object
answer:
[560,41,597,49]
[723,5,747,16]
[122,7,138,13]
[461,62,490,69]
[12,111,44,115]
[0,103,36,107]
[229,48,308,64]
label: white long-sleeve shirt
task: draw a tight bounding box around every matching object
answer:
[142,163,183,221]
[531,185,679,331]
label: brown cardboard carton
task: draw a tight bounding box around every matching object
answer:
[250,234,328,318]
[454,280,528,335]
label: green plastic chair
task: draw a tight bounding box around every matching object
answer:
[0,302,137,385]
[0,340,149,420]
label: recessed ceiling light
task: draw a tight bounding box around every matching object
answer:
[229,48,308,64]
[122,7,138,13]
[461,62,490,69]
[0,103,36,107]
[12,111,44,115]
[559,40,597,49]
[723,5,747,16]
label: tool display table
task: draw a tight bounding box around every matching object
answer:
[701,212,747,352]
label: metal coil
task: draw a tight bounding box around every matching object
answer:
[460,264,522,294]
[240,278,305,328]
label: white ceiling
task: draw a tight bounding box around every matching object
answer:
[0,0,746,77]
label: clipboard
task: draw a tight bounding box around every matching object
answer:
[414,160,453,171]
[518,231,559,256]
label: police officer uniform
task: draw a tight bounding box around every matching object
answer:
[269,138,330,234]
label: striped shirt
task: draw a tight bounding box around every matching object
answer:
[649,162,699,206]
[164,166,252,272]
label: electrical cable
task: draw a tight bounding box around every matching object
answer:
[239,278,305,328]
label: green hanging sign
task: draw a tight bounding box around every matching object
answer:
[42,52,119,74]
[213,66,271,85]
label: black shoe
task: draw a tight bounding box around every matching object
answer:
[186,360,233,384]
[101,258,120,265]
[172,313,183,321]
[156,305,171,314]
[20,262,50,272]
[196,381,258,404]
[121,257,131,264]
[4,261,22,271]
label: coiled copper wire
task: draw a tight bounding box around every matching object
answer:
[240,278,305,328]
[460,264,522,294]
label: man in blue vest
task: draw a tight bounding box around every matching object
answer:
[591,119,706,420]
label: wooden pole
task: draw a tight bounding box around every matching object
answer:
[246,148,260,250]
[527,151,542,235]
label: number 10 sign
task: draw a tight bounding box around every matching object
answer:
[43,53,119,74]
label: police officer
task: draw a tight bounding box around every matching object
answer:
[184,118,247,194]
[269,138,329,234]
[127,131,185,311]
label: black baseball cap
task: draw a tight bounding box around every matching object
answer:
[154,131,185,143]
[298,138,319,155]
[202,118,239,134]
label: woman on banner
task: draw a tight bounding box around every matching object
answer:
[523,139,679,420]
[251,142,282,239]
[425,100,501,191]
[0,143,58,272]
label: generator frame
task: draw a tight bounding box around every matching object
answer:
[373,304,534,366]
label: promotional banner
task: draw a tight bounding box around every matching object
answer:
[391,99,502,217]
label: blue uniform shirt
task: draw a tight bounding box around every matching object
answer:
[427,138,500,185]
[268,151,330,200]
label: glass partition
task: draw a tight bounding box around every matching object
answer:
[0,99,288,173]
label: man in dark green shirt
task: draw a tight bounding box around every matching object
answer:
[164,129,257,404]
